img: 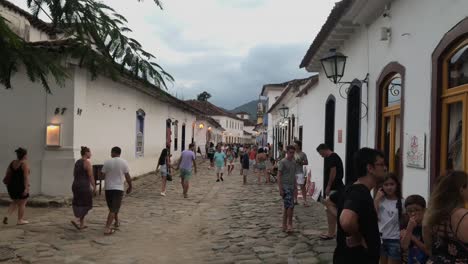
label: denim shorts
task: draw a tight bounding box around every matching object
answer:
[282,187,295,209]
[380,239,401,260]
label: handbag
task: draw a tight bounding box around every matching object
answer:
[3,163,12,185]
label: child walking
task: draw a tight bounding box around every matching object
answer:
[374,174,404,264]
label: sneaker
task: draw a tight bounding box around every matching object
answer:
[216,179,220,182]
[183,193,188,198]
[160,192,166,196]
[220,177,224,182]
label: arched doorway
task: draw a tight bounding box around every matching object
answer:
[345,84,361,185]
[324,95,336,192]
[166,119,172,150]
[431,18,468,187]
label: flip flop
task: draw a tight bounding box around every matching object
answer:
[104,228,116,235]
[319,234,335,240]
[70,221,81,230]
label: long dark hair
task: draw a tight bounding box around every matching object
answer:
[158,148,168,165]
[383,173,404,226]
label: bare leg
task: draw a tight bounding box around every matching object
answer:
[17,199,28,223]
[6,201,17,217]
[287,208,294,231]
[257,171,261,184]
[282,207,287,231]
[183,181,189,197]
[323,199,337,236]
[380,256,388,264]
[161,176,167,193]
[388,258,401,264]
[301,185,308,206]
[294,185,299,204]
[105,211,115,233]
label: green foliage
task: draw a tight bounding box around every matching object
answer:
[197,91,212,101]
[0,16,67,92]
[0,0,172,92]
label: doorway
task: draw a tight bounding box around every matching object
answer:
[181,124,186,151]
[345,85,361,185]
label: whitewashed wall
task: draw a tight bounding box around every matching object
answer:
[301,0,468,200]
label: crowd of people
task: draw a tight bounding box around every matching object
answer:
[2,142,467,262]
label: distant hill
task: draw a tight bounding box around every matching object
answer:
[229,100,258,121]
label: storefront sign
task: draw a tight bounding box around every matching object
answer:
[406,133,426,169]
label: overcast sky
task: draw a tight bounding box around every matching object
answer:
[12,0,336,109]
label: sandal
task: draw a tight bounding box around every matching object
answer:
[71,220,81,230]
[319,234,335,240]
[104,228,116,235]
[17,220,29,225]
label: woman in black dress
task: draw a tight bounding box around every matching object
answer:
[71,146,95,230]
[2,147,30,225]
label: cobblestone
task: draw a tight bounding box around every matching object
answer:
[0,160,335,263]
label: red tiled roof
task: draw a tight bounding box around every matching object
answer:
[185,100,243,121]
[0,0,58,35]
[299,0,353,68]
[267,76,318,114]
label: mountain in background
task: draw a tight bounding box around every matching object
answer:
[229,100,258,121]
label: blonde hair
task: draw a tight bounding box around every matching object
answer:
[424,171,467,227]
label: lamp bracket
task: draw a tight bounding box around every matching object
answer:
[335,73,369,119]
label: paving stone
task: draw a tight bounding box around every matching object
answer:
[0,246,16,261]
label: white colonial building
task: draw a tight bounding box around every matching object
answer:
[0,1,202,196]
[266,0,468,200]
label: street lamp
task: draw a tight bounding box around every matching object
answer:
[320,48,347,84]
[279,105,289,119]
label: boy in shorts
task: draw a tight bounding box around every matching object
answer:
[214,145,226,182]
[278,145,297,233]
[241,146,250,184]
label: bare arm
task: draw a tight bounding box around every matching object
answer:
[124,172,132,194]
[176,157,182,170]
[22,162,30,194]
[326,167,336,194]
[84,160,96,190]
[192,158,197,173]
[340,209,360,235]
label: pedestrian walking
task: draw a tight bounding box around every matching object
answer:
[207,142,215,169]
[2,147,30,225]
[241,146,250,185]
[423,170,468,263]
[214,144,226,182]
[256,148,268,184]
[176,143,197,198]
[294,141,309,206]
[239,144,245,175]
[249,147,257,173]
[374,174,404,264]
[101,146,133,235]
[278,145,297,233]
[71,146,96,230]
[226,149,235,175]
[333,148,386,264]
[156,147,170,196]
[316,143,345,240]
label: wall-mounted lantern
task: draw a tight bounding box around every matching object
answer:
[46,124,61,147]
[320,48,347,84]
[279,105,289,119]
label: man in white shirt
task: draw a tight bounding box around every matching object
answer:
[101,146,133,235]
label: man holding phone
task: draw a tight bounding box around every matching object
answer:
[316,143,345,240]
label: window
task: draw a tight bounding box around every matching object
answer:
[136,109,145,157]
[181,124,186,151]
[379,73,403,177]
[440,39,468,172]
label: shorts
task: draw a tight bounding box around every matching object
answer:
[296,173,305,185]
[249,160,256,167]
[329,189,343,205]
[160,164,168,177]
[282,187,295,209]
[215,166,224,174]
[380,239,401,260]
[180,168,192,180]
[105,190,124,213]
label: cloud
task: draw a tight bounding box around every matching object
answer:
[9,0,337,109]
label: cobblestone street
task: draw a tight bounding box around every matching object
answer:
[0,161,335,264]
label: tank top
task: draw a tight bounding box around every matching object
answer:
[430,211,468,263]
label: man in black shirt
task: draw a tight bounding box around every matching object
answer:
[333,148,386,264]
[316,143,344,240]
